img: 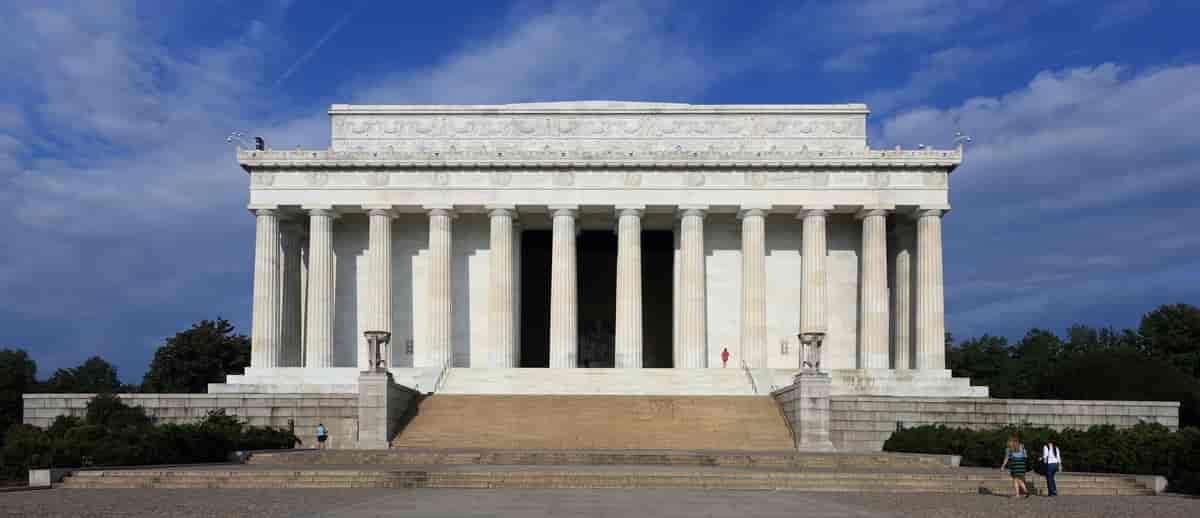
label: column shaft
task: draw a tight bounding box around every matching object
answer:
[615,208,643,368]
[800,209,829,336]
[426,208,454,369]
[915,209,946,370]
[677,208,707,368]
[549,208,578,368]
[891,222,915,369]
[367,208,394,369]
[304,209,335,368]
[859,209,890,369]
[251,209,282,368]
[489,208,516,367]
[279,223,304,367]
[740,209,768,369]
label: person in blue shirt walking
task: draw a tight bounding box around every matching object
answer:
[316,423,329,449]
[1000,435,1030,498]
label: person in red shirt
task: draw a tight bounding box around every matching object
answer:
[721,348,730,367]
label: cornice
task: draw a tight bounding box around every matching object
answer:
[237,148,962,172]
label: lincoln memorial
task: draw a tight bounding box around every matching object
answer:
[221,102,984,397]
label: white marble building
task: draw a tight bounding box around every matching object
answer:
[220,102,984,397]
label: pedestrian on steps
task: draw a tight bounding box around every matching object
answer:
[1042,440,1063,497]
[721,348,730,368]
[316,423,329,450]
[1000,435,1030,498]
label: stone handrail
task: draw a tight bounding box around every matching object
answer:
[741,360,759,395]
[433,359,452,393]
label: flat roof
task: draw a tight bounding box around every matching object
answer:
[329,101,870,116]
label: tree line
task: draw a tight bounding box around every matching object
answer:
[0,319,250,441]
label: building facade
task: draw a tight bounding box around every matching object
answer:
[224,102,982,397]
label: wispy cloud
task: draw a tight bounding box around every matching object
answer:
[273,2,365,87]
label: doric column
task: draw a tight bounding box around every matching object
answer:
[677,207,707,368]
[425,207,454,369]
[251,208,282,368]
[915,208,946,370]
[549,206,578,368]
[488,206,517,367]
[615,206,644,368]
[799,207,831,338]
[739,207,768,369]
[366,206,394,370]
[858,208,891,369]
[279,221,304,367]
[303,206,336,368]
[891,220,915,369]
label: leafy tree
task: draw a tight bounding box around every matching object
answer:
[947,334,1010,389]
[1139,303,1200,378]
[142,319,250,393]
[0,349,37,445]
[44,356,120,394]
[1037,349,1200,427]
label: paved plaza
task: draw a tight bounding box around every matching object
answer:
[4,489,1198,518]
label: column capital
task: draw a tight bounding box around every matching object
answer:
[424,205,457,218]
[549,205,578,218]
[855,207,892,220]
[364,206,398,218]
[250,207,279,217]
[485,204,517,216]
[911,207,949,220]
[677,205,708,218]
[797,205,833,219]
[302,205,341,218]
[738,206,769,219]
[615,205,644,218]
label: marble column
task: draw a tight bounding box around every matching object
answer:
[304,207,336,368]
[915,208,946,371]
[279,222,305,367]
[739,207,768,369]
[426,207,454,369]
[549,206,578,368]
[615,207,643,368]
[488,206,517,367]
[677,207,707,368]
[858,208,891,369]
[891,221,915,369]
[251,208,282,368]
[799,207,831,339]
[366,206,394,370]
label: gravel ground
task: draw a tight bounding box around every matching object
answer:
[2,488,1197,517]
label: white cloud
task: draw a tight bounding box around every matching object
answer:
[880,63,1200,337]
[823,44,884,72]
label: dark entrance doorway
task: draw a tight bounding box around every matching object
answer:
[518,229,673,367]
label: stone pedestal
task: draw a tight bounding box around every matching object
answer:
[780,372,837,452]
[356,371,395,449]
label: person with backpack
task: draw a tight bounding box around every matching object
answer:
[1042,440,1063,497]
[1000,435,1031,498]
[315,423,329,450]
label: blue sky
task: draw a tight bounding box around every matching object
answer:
[1,0,1198,382]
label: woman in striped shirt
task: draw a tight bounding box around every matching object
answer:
[1000,435,1031,498]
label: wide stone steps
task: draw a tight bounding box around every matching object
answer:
[389,394,795,450]
[247,448,959,470]
[59,465,1154,495]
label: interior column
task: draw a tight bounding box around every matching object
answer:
[915,208,947,371]
[366,206,395,369]
[677,206,708,368]
[615,206,644,368]
[250,207,282,368]
[303,206,336,368]
[425,206,454,369]
[739,207,768,369]
[279,220,304,367]
[858,207,891,369]
[799,206,831,366]
[549,206,578,368]
[488,206,517,367]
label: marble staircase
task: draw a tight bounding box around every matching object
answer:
[387,394,795,450]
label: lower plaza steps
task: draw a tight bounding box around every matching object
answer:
[57,395,1159,495]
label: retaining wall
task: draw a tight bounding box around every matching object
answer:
[22,393,359,448]
[829,396,1181,452]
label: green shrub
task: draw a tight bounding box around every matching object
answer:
[1,395,298,484]
[884,423,1199,494]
